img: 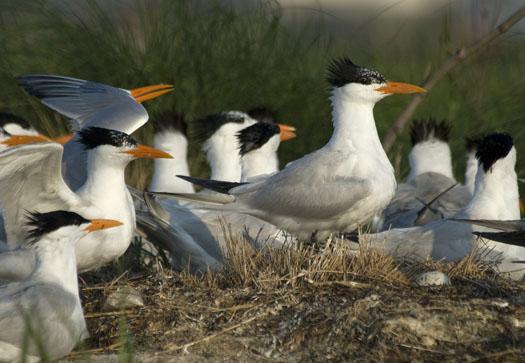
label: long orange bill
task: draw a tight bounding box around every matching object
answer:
[1,134,52,147]
[278,123,296,141]
[52,133,74,145]
[375,81,427,95]
[124,144,173,159]
[130,84,174,103]
[84,219,124,233]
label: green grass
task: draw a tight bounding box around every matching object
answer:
[0,0,523,187]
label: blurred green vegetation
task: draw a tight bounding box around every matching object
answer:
[0,0,523,188]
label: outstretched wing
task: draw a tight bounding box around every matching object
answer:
[17,74,148,133]
[0,143,81,244]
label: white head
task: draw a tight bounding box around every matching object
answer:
[327,57,427,106]
[77,127,173,168]
[237,122,296,181]
[149,112,193,193]
[194,111,257,181]
[25,210,123,250]
[467,133,519,221]
[406,118,454,182]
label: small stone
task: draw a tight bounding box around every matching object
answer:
[414,271,451,287]
[510,317,525,329]
[103,286,144,311]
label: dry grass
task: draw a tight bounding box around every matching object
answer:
[69,231,525,361]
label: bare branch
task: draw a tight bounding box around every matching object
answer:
[382,6,525,152]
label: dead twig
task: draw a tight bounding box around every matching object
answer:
[382,6,525,152]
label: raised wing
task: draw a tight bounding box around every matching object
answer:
[0,143,81,244]
[17,74,148,134]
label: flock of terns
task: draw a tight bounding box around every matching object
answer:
[0,57,522,361]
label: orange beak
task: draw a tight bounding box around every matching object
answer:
[278,124,296,142]
[375,81,427,95]
[52,133,74,145]
[123,144,173,159]
[1,134,52,147]
[130,84,174,103]
[84,219,124,233]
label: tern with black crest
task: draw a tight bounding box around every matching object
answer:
[154,57,426,240]
[0,127,172,273]
[379,119,471,230]
[17,74,174,190]
[354,133,523,279]
[0,210,122,362]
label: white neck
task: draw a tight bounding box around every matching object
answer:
[77,149,128,203]
[203,122,256,182]
[407,140,454,182]
[325,88,391,172]
[149,130,194,193]
[31,234,80,296]
[460,154,519,220]
[240,146,279,182]
[464,151,478,195]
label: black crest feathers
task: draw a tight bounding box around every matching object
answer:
[410,118,451,145]
[78,127,137,150]
[151,111,188,136]
[237,122,280,156]
[327,57,386,88]
[247,107,278,124]
[476,133,513,172]
[0,112,32,131]
[465,134,485,153]
[26,210,89,243]
[191,112,247,144]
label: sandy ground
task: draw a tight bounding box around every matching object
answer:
[64,256,525,362]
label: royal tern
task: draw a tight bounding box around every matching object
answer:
[355,133,523,275]
[0,210,122,362]
[192,111,258,182]
[17,74,173,190]
[380,119,471,229]
[237,120,296,181]
[148,111,194,193]
[140,121,297,271]
[154,57,426,240]
[0,112,72,149]
[0,128,171,272]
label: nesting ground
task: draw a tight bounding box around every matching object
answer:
[67,238,525,362]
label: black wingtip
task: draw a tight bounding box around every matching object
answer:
[176,175,246,194]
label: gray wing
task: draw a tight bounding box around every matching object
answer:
[0,143,80,244]
[0,283,82,359]
[17,74,148,133]
[232,152,370,219]
[0,248,36,281]
[136,205,222,273]
[382,173,471,229]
